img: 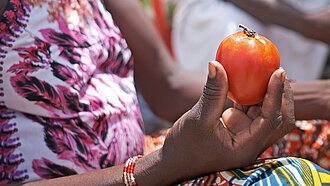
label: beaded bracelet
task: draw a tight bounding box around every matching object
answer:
[123,155,143,186]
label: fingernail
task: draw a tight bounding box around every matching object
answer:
[208,62,216,78]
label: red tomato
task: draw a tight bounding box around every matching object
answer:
[216,25,280,105]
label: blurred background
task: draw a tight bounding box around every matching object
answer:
[138,0,330,134]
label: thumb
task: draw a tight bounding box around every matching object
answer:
[189,61,228,127]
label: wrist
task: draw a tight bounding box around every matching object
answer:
[134,149,174,186]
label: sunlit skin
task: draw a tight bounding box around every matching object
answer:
[216,28,280,105]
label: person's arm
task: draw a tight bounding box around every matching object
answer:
[292,79,330,121]
[104,0,206,122]
[21,150,171,186]
[227,0,330,44]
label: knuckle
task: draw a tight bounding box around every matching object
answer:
[203,83,223,100]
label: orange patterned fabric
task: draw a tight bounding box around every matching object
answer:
[260,120,330,170]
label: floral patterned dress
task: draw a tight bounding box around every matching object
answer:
[0,0,144,184]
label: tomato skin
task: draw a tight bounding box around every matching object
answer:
[216,31,280,105]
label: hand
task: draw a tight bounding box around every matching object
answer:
[160,61,295,184]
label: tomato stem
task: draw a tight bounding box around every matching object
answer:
[239,24,256,38]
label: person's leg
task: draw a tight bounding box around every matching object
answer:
[177,157,330,185]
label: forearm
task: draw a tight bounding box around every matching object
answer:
[104,0,205,121]
[19,150,173,186]
[292,79,330,121]
[228,0,330,44]
[21,164,124,186]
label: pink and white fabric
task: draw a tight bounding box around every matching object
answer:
[0,0,144,184]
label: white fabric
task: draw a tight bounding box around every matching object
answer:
[172,0,329,81]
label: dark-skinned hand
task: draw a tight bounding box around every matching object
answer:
[159,61,295,184]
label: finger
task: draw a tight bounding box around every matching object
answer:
[261,68,286,128]
[189,61,228,128]
[281,79,295,133]
[247,106,261,120]
[222,108,252,134]
[264,79,295,147]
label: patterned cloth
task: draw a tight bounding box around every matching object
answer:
[179,157,330,185]
[0,0,143,184]
[261,120,330,170]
